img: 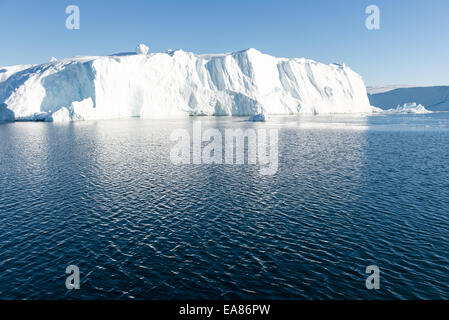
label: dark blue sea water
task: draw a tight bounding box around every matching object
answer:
[1,113,448,299]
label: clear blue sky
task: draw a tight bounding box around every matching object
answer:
[0,0,448,86]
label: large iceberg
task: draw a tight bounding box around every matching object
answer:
[0,47,372,121]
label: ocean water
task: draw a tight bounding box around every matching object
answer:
[0,113,448,300]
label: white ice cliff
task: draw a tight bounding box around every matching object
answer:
[0,47,372,121]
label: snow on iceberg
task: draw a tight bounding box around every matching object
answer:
[0,46,372,122]
[0,64,35,83]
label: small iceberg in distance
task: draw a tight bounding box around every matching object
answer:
[392,102,432,114]
[373,102,432,114]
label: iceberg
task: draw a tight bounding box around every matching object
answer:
[373,102,432,114]
[390,103,432,114]
[0,46,372,122]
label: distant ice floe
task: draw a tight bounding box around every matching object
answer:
[372,102,432,114]
[0,44,373,122]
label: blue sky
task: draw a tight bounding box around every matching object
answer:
[0,0,448,86]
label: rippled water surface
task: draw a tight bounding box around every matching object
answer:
[1,113,449,299]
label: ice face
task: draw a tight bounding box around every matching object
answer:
[0,48,372,121]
